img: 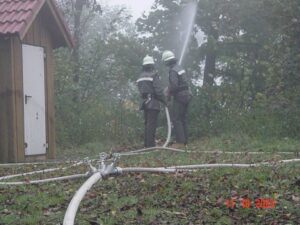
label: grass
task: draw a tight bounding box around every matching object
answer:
[0,135,300,224]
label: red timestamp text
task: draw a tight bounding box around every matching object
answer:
[225,198,276,209]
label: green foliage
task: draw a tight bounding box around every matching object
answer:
[53,5,148,147]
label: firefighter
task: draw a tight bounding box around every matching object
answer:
[162,50,192,148]
[137,55,166,147]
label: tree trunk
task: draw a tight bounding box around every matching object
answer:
[203,33,218,87]
[203,49,216,86]
[72,0,84,84]
[202,29,218,123]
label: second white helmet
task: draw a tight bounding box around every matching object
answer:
[162,50,176,62]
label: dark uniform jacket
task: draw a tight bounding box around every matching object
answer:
[137,71,166,111]
[168,64,192,104]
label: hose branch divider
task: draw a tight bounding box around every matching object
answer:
[63,152,120,225]
[63,153,181,225]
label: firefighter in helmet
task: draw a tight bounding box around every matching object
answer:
[162,50,192,148]
[137,55,166,147]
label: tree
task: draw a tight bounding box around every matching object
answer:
[54,3,147,146]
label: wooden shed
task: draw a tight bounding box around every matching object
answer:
[0,0,73,163]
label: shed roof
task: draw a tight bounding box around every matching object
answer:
[0,0,73,48]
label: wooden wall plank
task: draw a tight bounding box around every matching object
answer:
[33,17,41,45]
[11,37,25,162]
[0,38,11,163]
[46,39,56,159]
[40,14,56,159]
[8,37,19,162]
[39,15,56,160]
[23,25,34,44]
[0,37,19,163]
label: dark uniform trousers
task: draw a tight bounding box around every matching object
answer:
[144,109,159,147]
[172,99,189,144]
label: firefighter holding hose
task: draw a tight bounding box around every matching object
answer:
[162,50,192,148]
[137,55,166,147]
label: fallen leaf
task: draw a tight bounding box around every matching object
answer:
[292,195,300,202]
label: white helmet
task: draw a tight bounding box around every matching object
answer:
[143,55,155,65]
[162,50,176,62]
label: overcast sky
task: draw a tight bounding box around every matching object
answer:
[101,0,155,20]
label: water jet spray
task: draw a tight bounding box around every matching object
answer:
[178,1,197,65]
